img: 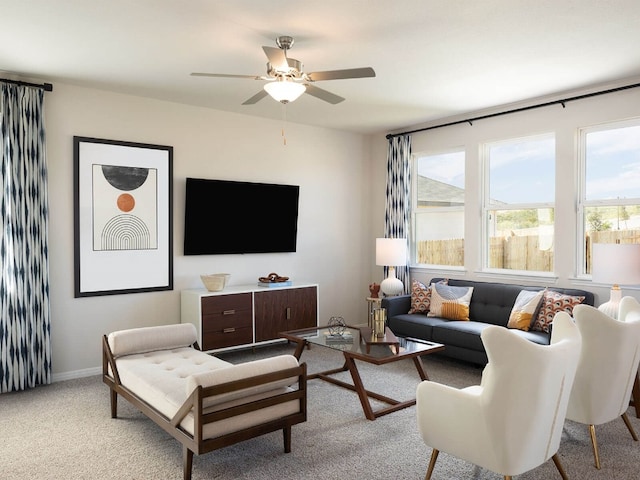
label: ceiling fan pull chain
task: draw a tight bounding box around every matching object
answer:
[282,103,287,146]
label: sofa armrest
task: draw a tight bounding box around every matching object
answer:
[381,295,411,317]
[108,323,197,357]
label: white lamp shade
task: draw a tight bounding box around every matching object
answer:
[592,243,640,285]
[592,243,640,319]
[376,238,407,266]
[263,79,306,103]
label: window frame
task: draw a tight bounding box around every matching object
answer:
[577,117,640,278]
[410,147,466,270]
[481,132,556,274]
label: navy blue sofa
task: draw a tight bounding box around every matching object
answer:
[382,278,594,366]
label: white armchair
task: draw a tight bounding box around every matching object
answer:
[416,313,581,480]
[564,299,640,469]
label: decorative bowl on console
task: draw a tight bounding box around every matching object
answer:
[200,273,230,292]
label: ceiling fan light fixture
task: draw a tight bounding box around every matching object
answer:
[263,78,306,104]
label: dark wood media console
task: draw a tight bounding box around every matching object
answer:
[181,283,318,352]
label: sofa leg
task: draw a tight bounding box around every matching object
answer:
[283,426,292,453]
[183,446,193,480]
[110,389,117,418]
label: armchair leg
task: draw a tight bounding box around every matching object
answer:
[551,453,569,480]
[589,424,601,469]
[424,449,439,480]
[621,412,639,441]
[631,371,640,418]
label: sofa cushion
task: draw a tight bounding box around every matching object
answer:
[115,346,231,419]
[507,289,544,331]
[408,280,431,314]
[408,279,447,314]
[431,320,490,352]
[428,283,474,320]
[387,313,450,341]
[186,354,300,408]
[531,290,585,333]
[437,279,527,327]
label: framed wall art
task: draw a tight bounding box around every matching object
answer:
[73,136,173,297]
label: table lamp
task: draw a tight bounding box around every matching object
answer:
[591,243,640,319]
[376,238,407,296]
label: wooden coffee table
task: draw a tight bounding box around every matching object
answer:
[280,326,444,420]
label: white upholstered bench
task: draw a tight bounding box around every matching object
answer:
[102,323,307,480]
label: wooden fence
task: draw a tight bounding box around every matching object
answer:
[417,230,640,271]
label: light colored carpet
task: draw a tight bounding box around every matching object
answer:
[2,343,640,479]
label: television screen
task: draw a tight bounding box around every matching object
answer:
[184,177,299,255]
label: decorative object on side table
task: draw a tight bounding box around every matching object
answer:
[258,272,292,287]
[200,273,231,292]
[376,238,407,296]
[369,283,380,298]
[591,243,640,319]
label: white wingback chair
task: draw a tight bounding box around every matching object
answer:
[565,299,640,469]
[416,313,581,480]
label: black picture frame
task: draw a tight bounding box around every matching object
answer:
[73,136,173,297]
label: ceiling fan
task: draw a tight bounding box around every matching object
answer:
[191,35,376,105]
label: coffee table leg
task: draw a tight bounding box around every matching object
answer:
[290,339,307,360]
[343,355,376,420]
[414,355,429,381]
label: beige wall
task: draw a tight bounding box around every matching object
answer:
[46,83,384,380]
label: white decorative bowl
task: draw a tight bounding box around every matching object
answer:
[200,273,230,292]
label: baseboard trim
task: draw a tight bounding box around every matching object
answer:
[52,366,101,383]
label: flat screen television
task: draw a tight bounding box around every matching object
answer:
[184,177,300,255]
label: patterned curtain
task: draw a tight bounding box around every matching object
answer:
[0,83,51,392]
[385,135,411,294]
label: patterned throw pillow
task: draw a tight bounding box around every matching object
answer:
[408,279,448,314]
[531,290,585,333]
[507,289,544,331]
[427,283,474,321]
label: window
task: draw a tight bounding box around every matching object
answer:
[483,134,555,273]
[579,119,640,275]
[411,150,465,267]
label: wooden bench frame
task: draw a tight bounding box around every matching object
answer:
[102,336,307,480]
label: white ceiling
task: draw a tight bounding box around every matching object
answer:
[2,0,640,134]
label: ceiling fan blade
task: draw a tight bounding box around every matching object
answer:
[242,90,269,105]
[304,84,345,104]
[262,46,289,71]
[191,72,262,79]
[306,67,376,82]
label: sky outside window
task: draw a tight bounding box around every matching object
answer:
[586,125,640,201]
[489,136,555,204]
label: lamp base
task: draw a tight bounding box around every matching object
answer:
[598,285,622,319]
[380,267,404,296]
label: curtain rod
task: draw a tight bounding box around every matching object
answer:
[0,78,53,92]
[386,81,640,139]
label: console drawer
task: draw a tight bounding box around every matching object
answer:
[203,326,253,350]
[201,293,252,315]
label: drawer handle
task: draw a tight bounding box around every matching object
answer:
[222,309,236,315]
[222,327,236,334]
